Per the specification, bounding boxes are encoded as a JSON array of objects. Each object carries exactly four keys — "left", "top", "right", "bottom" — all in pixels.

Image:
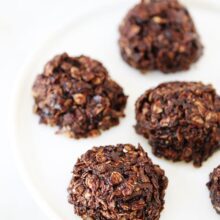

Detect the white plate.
[{"left": 10, "top": 0, "right": 220, "bottom": 219}]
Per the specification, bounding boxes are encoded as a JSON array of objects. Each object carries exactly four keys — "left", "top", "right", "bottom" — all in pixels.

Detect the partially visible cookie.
[
  {"left": 119, "top": 0, "right": 203, "bottom": 73},
  {"left": 32, "top": 53, "right": 127, "bottom": 138},
  {"left": 207, "top": 165, "right": 220, "bottom": 214},
  {"left": 68, "top": 144, "right": 168, "bottom": 220}
]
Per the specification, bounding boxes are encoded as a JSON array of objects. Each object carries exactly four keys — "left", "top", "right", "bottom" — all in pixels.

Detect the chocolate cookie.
[
  {"left": 68, "top": 144, "right": 168, "bottom": 220},
  {"left": 135, "top": 82, "right": 220, "bottom": 166},
  {"left": 119, "top": 0, "right": 203, "bottom": 73},
  {"left": 32, "top": 53, "right": 127, "bottom": 138},
  {"left": 207, "top": 165, "right": 220, "bottom": 214}
]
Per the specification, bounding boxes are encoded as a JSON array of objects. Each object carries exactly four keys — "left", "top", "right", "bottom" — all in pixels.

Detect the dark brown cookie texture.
[
  {"left": 207, "top": 165, "right": 220, "bottom": 214},
  {"left": 135, "top": 82, "right": 220, "bottom": 167},
  {"left": 32, "top": 53, "right": 127, "bottom": 139},
  {"left": 68, "top": 144, "right": 168, "bottom": 220},
  {"left": 119, "top": 0, "right": 203, "bottom": 73}
]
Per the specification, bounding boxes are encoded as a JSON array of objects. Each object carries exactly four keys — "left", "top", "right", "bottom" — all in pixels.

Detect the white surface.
[{"left": 10, "top": 0, "right": 220, "bottom": 220}]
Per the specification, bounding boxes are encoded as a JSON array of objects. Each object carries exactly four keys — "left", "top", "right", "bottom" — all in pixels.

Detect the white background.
[{"left": 1, "top": 0, "right": 106, "bottom": 219}]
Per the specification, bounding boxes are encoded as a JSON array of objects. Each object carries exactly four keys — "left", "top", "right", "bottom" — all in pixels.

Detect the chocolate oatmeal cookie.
[
  {"left": 207, "top": 165, "right": 220, "bottom": 214},
  {"left": 68, "top": 144, "right": 168, "bottom": 219},
  {"left": 32, "top": 53, "right": 127, "bottom": 138},
  {"left": 135, "top": 82, "right": 220, "bottom": 166},
  {"left": 119, "top": 0, "right": 203, "bottom": 73}
]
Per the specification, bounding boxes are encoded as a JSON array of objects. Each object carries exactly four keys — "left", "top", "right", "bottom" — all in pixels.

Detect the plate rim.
[{"left": 9, "top": 0, "right": 220, "bottom": 219}]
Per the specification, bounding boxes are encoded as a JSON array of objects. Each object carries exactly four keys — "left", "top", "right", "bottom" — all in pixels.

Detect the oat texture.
[
  {"left": 68, "top": 144, "right": 168, "bottom": 219},
  {"left": 32, "top": 53, "right": 127, "bottom": 138},
  {"left": 119, "top": 0, "right": 203, "bottom": 73},
  {"left": 207, "top": 165, "right": 220, "bottom": 214},
  {"left": 135, "top": 82, "right": 220, "bottom": 166}
]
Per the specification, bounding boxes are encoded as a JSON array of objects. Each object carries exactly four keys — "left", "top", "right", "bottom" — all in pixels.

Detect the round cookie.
[
  {"left": 68, "top": 144, "right": 168, "bottom": 220},
  {"left": 32, "top": 53, "right": 127, "bottom": 138},
  {"left": 119, "top": 0, "right": 203, "bottom": 73},
  {"left": 135, "top": 81, "right": 220, "bottom": 166}
]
